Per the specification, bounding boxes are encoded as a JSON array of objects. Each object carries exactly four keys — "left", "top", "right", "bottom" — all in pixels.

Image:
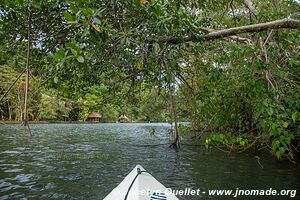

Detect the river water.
[{"left": 0, "top": 123, "right": 299, "bottom": 199}]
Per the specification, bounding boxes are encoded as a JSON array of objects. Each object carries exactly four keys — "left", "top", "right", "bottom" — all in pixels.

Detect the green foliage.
[
  {"left": 193, "top": 31, "right": 300, "bottom": 159},
  {"left": 194, "top": 66, "right": 260, "bottom": 133},
  {"left": 256, "top": 96, "right": 299, "bottom": 159},
  {"left": 178, "top": 124, "right": 192, "bottom": 137},
  {"left": 38, "top": 95, "right": 59, "bottom": 120},
  {"left": 69, "top": 102, "right": 81, "bottom": 121},
  {"left": 205, "top": 133, "right": 249, "bottom": 148},
  {"left": 0, "top": 0, "right": 299, "bottom": 161},
  {"left": 100, "top": 104, "right": 118, "bottom": 122},
  {"left": 134, "top": 88, "right": 170, "bottom": 122},
  {"left": 0, "top": 64, "right": 41, "bottom": 121}
]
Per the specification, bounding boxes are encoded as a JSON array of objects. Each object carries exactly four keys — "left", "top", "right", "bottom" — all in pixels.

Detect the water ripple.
[{"left": 0, "top": 123, "right": 299, "bottom": 200}]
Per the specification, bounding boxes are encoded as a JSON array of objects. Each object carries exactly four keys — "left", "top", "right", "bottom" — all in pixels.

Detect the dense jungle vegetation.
[{"left": 0, "top": 0, "right": 299, "bottom": 161}]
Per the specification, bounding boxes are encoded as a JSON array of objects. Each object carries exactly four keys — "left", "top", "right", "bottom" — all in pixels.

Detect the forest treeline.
[
  {"left": 0, "top": 64, "right": 176, "bottom": 122},
  {"left": 0, "top": 0, "right": 299, "bottom": 161}
]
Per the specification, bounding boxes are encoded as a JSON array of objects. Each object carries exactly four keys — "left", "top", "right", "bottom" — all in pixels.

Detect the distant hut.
[
  {"left": 87, "top": 112, "right": 102, "bottom": 122},
  {"left": 118, "top": 115, "right": 129, "bottom": 123}
]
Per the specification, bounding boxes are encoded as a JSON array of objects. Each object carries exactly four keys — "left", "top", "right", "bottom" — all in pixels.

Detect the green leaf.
[
  {"left": 53, "top": 49, "right": 65, "bottom": 61},
  {"left": 292, "top": 112, "right": 297, "bottom": 123},
  {"left": 77, "top": 56, "right": 84, "bottom": 63},
  {"left": 288, "top": 152, "right": 294, "bottom": 159},
  {"left": 272, "top": 140, "right": 280, "bottom": 151},
  {"left": 283, "top": 121, "right": 289, "bottom": 128},
  {"left": 63, "top": 12, "right": 73, "bottom": 21},
  {"left": 16, "top": 0, "right": 24, "bottom": 5},
  {"left": 70, "top": 5, "right": 79, "bottom": 13},
  {"left": 71, "top": 49, "right": 78, "bottom": 56},
  {"left": 54, "top": 77, "right": 58, "bottom": 84},
  {"left": 275, "top": 151, "right": 282, "bottom": 159},
  {"left": 153, "top": 43, "right": 161, "bottom": 54},
  {"left": 71, "top": 38, "right": 77, "bottom": 45},
  {"left": 266, "top": 107, "right": 274, "bottom": 116},
  {"left": 279, "top": 147, "right": 285, "bottom": 154}
]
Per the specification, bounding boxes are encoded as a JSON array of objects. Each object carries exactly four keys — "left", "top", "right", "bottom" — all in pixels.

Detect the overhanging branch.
[
  {"left": 202, "top": 27, "right": 253, "bottom": 45},
  {"left": 148, "top": 18, "right": 299, "bottom": 44}
]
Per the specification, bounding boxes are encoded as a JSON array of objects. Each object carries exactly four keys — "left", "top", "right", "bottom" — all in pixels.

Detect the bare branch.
[
  {"left": 148, "top": 18, "right": 300, "bottom": 44},
  {"left": 0, "top": 69, "right": 26, "bottom": 102},
  {"left": 243, "top": 0, "right": 258, "bottom": 16},
  {"left": 175, "top": 72, "right": 194, "bottom": 92},
  {"left": 203, "top": 27, "right": 253, "bottom": 45},
  {"left": 263, "top": 30, "right": 273, "bottom": 47}
]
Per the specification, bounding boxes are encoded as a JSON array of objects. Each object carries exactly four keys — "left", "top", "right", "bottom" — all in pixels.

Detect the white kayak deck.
[{"left": 104, "top": 165, "right": 179, "bottom": 200}]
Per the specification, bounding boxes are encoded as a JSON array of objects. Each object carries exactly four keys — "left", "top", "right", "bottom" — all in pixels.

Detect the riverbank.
[
  {"left": 0, "top": 121, "right": 99, "bottom": 124},
  {"left": 0, "top": 121, "right": 174, "bottom": 124}
]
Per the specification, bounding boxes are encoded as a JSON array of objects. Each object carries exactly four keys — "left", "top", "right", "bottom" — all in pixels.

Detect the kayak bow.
[{"left": 104, "top": 165, "right": 179, "bottom": 200}]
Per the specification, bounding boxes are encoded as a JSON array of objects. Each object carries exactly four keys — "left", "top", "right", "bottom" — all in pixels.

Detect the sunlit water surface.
[{"left": 0, "top": 123, "right": 299, "bottom": 199}]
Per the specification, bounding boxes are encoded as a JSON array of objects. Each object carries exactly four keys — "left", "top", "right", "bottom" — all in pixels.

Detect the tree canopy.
[{"left": 0, "top": 0, "right": 300, "bottom": 160}]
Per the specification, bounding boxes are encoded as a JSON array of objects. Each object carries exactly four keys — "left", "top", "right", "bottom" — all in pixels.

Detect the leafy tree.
[{"left": 1, "top": 0, "right": 299, "bottom": 160}]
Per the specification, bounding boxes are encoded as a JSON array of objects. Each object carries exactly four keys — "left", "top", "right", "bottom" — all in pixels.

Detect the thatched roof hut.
[
  {"left": 118, "top": 115, "right": 129, "bottom": 123},
  {"left": 87, "top": 112, "right": 102, "bottom": 122}
]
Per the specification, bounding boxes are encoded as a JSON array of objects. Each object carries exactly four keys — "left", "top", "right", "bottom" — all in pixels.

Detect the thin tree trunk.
[
  {"left": 8, "top": 101, "right": 11, "bottom": 120},
  {"left": 18, "top": 91, "right": 22, "bottom": 121},
  {"left": 22, "top": 5, "right": 32, "bottom": 135},
  {"left": 169, "top": 87, "right": 179, "bottom": 149}
]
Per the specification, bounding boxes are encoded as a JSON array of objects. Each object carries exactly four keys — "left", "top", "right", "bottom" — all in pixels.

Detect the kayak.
[{"left": 104, "top": 165, "right": 179, "bottom": 200}]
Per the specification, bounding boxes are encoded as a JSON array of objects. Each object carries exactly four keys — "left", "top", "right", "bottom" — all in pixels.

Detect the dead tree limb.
[
  {"left": 202, "top": 27, "right": 253, "bottom": 45},
  {"left": 147, "top": 18, "right": 300, "bottom": 44}
]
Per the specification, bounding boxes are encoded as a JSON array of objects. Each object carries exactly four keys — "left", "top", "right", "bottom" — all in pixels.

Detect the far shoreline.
[
  {"left": 1, "top": 121, "right": 93, "bottom": 124},
  {"left": 0, "top": 121, "right": 176, "bottom": 125}
]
